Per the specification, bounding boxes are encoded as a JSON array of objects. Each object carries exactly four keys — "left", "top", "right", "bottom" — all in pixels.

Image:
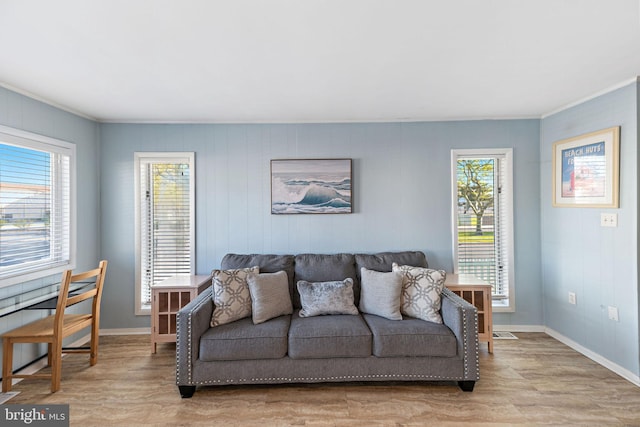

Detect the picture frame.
[
  {"left": 270, "top": 158, "right": 352, "bottom": 214},
  {"left": 552, "top": 126, "right": 620, "bottom": 208}
]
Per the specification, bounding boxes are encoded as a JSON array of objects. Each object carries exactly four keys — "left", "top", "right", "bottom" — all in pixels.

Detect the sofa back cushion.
[
  {"left": 354, "top": 251, "right": 427, "bottom": 306},
  {"left": 220, "top": 251, "right": 429, "bottom": 309},
  {"left": 221, "top": 253, "right": 295, "bottom": 300},
  {"left": 355, "top": 251, "right": 428, "bottom": 274},
  {"left": 293, "top": 253, "right": 356, "bottom": 308}
]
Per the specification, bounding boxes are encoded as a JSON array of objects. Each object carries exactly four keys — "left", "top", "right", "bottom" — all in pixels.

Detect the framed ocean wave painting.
[{"left": 271, "top": 158, "right": 352, "bottom": 214}]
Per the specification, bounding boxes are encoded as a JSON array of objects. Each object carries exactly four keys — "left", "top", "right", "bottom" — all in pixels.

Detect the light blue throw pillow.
[
  {"left": 359, "top": 267, "right": 404, "bottom": 320},
  {"left": 247, "top": 270, "right": 293, "bottom": 324}
]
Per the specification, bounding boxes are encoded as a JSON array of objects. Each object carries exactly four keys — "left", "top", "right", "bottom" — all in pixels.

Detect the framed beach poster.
[
  {"left": 552, "top": 126, "right": 620, "bottom": 208},
  {"left": 271, "top": 158, "right": 352, "bottom": 214}
]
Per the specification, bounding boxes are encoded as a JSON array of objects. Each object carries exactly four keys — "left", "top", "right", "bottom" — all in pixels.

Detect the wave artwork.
[{"left": 271, "top": 159, "right": 352, "bottom": 214}]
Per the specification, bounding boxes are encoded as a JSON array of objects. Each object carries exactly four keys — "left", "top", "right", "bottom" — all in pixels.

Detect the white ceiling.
[{"left": 1, "top": 0, "right": 640, "bottom": 123}]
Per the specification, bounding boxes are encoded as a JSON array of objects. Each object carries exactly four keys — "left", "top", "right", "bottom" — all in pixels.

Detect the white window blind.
[
  {"left": 135, "top": 153, "right": 194, "bottom": 314},
  {"left": 0, "top": 126, "right": 75, "bottom": 287},
  {"left": 494, "top": 157, "right": 510, "bottom": 299},
  {"left": 452, "top": 149, "right": 514, "bottom": 311}
]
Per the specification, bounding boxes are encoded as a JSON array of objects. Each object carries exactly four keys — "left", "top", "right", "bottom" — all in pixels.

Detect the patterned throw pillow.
[
  {"left": 392, "top": 263, "right": 446, "bottom": 324},
  {"left": 210, "top": 266, "right": 259, "bottom": 327},
  {"left": 297, "top": 279, "right": 359, "bottom": 317}
]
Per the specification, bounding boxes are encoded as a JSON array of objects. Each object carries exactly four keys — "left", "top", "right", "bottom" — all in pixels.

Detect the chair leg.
[
  {"left": 90, "top": 322, "right": 99, "bottom": 366},
  {"left": 47, "top": 343, "right": 53, "bottom": 366},
  {"left": 50, "top": 340, "right": 63, "bottom": 393},
  {"left": 2, "top": 338, "right": 13, "bottom": 393}
]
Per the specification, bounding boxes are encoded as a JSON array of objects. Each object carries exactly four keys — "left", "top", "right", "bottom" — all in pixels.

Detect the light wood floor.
[{"left": 3, "top": 333, "right": 640, "bottom": 426}]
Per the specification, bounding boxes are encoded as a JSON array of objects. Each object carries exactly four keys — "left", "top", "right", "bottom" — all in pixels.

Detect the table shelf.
[
  {"left": 445, "top": 274, "right": 494, "bottom": 354},
  {"left": 151, "top": 275, "right": 211, "bottom": 353}
]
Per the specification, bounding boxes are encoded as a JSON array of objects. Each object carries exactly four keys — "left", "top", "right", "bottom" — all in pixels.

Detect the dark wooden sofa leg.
[
  {"left": 458, "top": 381, "right": 475, "bottom": 392},
  {"left": 179, "top": 385, "right": 196, "bottom": 398}
]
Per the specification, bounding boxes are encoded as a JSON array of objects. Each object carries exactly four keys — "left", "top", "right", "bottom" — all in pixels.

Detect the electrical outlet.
[
  {"left": 568, "top": 292, "right": 576, "bottom": 305},
  {"left": 608, "top": 306, "right": 619, "bottom": 321},
  {"left": 601, "top": 213, "right": 618, "bottom": 227}
]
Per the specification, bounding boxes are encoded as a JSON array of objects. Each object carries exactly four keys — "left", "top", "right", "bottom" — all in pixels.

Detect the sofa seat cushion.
[
  {"left": 288, "top": 311, "right": 371, "bottom": 359},
  {"left": 362, "top": 313, "right": 457, "bottom": 358},
  {"left": 200, "top": 315, "right": 290, "bottom": 361}
]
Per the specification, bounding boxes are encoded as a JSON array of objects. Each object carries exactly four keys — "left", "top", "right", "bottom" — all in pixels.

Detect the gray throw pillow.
[
  {"left": 210, "top": 266, "right": 259, "bottom": 327},
  {"left": 359, "top": 267, "right": 404, "bottom": 320},
  {"left": 247, "top": 271, "right": 293, "bottom": 324},
  {"left": 297, "top": 279, "right": 359, "bottom": 317},
  {"left": 392, "top": 263, "right": 446, "bottom": 324}
]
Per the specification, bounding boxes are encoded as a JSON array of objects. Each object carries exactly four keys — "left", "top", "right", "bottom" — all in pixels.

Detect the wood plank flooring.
[{"left": 4, "top": 333, "right": 640, "bottom": 426}]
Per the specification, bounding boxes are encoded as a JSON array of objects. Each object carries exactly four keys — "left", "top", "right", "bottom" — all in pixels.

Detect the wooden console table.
[
  {"left": 445, "top": 273, "right": 493, "bottom": 353},
  {"left": 151, "top": 274, "right": 211, "bottom": 353}
]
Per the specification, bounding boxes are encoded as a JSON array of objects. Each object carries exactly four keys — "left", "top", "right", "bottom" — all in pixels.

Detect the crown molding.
[
  {"left": 542, "top": 77, "right": 639, "bottom": 119},
  {"left": 0, "top": 82, "right": 97, "bottom": 122}
]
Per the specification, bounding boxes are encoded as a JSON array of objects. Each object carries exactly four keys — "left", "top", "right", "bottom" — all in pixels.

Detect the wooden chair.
[{"left": 2, "top": 260, "right": 108, "bottom": 393}]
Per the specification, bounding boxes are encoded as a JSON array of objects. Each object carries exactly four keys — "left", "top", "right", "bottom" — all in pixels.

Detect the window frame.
[
  {"left": 0, "top": 125, "right": 76, "bottom": 288},
  {"left": 134, "top": 152, "right": 195, "bottom": 315},
  {"left": 451, "top": 148, "right": 515, "bottom": 312}
]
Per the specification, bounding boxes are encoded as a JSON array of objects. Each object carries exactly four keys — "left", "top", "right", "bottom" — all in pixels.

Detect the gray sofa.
[{"left": 176, "top": 251, "right": 479, "bottom": 398}]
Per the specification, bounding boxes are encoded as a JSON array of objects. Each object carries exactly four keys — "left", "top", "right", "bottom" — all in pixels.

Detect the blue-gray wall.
[
  {"left": 99, "top": 120, "right": 542, "bottom": 329},
  {"left": 0, "top": 87, "right": 101, "bottom": 371},
  {"left": 2, "top": 79, "right": 638, "bottom": 379},
  {"left": 540, "top": 80, "right": 639, "bottom": 375}
]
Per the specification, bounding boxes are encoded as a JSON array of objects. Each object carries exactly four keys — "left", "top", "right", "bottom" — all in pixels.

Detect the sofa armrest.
[
  {"left": 176, "top": 287, "right": 213, "bottom": 386},
  {"left": 441, "top": 288, "right": 479, "bottom": 381}
]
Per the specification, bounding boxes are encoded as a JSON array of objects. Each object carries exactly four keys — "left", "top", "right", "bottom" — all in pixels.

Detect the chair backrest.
[{"left": 53, "top": 260, "right": 108, "bottom": 335}]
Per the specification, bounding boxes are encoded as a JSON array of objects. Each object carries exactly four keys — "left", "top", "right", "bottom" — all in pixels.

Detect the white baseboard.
[
  {"left": 493, "top": 324, "right": 545, "bottom": 332},
  {"left": 494, "top": 324, "right": 640, "bottom": 388},
  {"left": 544, "top": 327, "right": 640, "bottom": 388},
  {"left": 493, "top": 325, "right": 545, "bottom": 332}
]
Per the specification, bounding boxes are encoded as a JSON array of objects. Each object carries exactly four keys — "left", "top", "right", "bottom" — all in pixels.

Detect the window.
[
  {"left": 135, "top": 153, "right": 195, "bottom": 314},
  {"left": 451, "top": 149, "right": 514, "bottom": 311},
  {"left": 0, "top": 125, "right": 75, "bottom": 288}
]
